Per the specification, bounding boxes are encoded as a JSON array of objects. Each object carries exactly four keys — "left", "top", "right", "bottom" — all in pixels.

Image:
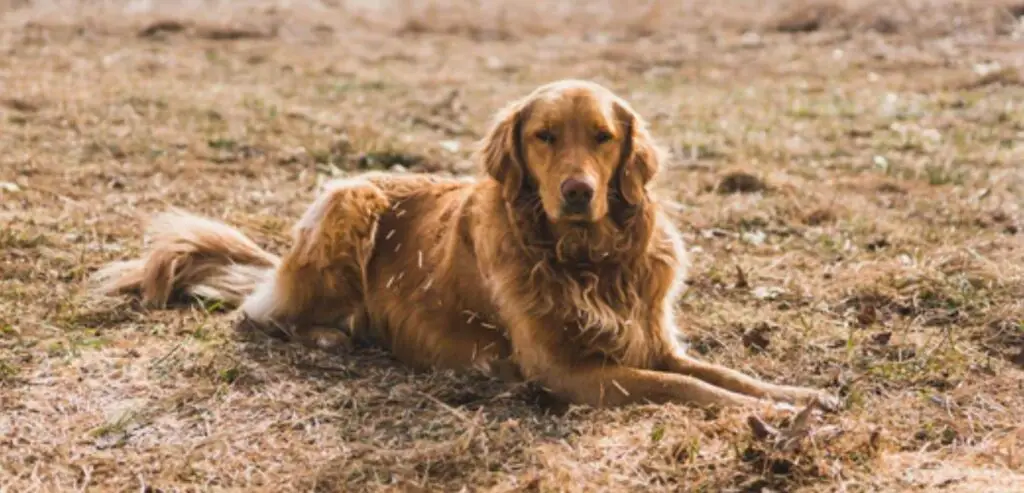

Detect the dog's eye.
[
  {"left": 535, "top": 130, "right": 556, "bottom": 144},
  {"left": 595, "top": 130, "right": 614, "bottom": 144}
]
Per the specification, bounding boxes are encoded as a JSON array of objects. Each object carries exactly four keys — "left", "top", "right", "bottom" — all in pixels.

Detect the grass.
[{"left": 1, "top": 0, "right": 1024, "bottom": 491}]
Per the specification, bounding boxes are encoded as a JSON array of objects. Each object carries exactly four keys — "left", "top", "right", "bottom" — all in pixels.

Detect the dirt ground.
[{"left": 1, "top": 0, "right": 1023, "bottom": 491}]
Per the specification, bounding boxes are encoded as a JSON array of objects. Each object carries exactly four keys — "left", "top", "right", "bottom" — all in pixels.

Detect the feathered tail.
[{"left": 92, "top": 211, "right": 279, "bottom": 308}]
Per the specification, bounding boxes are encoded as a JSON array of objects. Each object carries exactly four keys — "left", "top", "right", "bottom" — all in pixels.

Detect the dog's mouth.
[
  {"left": 559, "top": 211, "right": 591, "bottom": 222},
  {"left": 553, "top": 211, "right": 600, "bottom": 227},
  {"left": 557, "top": 201, "right": 596, "bottom": 221}
]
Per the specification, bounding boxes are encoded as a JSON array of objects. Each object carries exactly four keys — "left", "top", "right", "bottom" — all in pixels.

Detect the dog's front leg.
[
  {"left": 527, "top": 362, "right": 775, "bottom": 409},
  {"left": 504, "top": 317, "right": 771, "bottom": 409},
  {"left": 659, "top": 352, "right": 841, "bottom": 411}
]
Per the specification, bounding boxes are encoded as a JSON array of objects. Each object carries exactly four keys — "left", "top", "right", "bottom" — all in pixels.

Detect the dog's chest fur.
[
  {"left": 525, "top": 260, "right": 660, "bottom": 365},
  {"left": 480, "top": 212, "right": 674, "bottom": 368}
]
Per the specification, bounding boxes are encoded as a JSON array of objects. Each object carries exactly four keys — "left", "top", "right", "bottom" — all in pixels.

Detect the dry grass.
[{"left": 2, "top": 0, "right": 1024, "bottom": 491}]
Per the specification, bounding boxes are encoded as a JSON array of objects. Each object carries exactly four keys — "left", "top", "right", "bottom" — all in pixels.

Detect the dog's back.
[{"left": 351, "top": 174, "right": 514, "bottom": 370}]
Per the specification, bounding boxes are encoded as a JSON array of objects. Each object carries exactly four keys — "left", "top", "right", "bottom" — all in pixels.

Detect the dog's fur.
[{"left": 94, "top": 80, "right": 838, "bottom": 410}]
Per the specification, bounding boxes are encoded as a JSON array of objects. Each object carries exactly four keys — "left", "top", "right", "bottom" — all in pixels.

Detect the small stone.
[
  {"left": 973, "top": 61, "right": 1002, "bottom": 77},
  {"left": 742, "top": 230, "right": 766, "bottom": 246},
  {"left": 485, "top": 56, "right": 504, "bottom": 70},
  {"left": 439, "top": 140, "right": 460, "bottom": 153},
  {"left": 740, "top": 31, "right": 762, "bottom": 47},
  {"left": 752, "top": 286, "right": 785, "bottom": 300}
]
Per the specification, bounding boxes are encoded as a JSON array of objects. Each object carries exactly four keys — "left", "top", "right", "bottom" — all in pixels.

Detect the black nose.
[{"left": 560, "top": 177, "right": 595, "bottom": 208}]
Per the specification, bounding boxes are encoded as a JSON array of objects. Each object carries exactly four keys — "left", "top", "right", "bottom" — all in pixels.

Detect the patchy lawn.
[{"left": 1, "top": 0, "right": 1023, "bottom": 491}]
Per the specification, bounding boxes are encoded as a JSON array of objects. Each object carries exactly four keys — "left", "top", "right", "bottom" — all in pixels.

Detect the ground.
[{"left": 1, "top": 0, "right": 1023, "bottom": 491}]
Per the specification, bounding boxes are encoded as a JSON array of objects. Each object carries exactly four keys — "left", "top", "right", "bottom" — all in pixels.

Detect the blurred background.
[{"left": 1, "top": 1, "right": 1022, "bottom": 492}]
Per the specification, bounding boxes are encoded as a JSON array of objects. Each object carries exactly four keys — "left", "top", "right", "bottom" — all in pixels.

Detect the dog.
[{"left": 94, "top": 79, "right": 839, "bottom": 411}]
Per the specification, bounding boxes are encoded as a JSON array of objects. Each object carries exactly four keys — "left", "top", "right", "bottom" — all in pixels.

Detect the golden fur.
[{"left": 94, "top": 80, "right": 839, "bottom": 410}]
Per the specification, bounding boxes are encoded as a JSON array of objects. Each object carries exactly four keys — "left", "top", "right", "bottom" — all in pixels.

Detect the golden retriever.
[{"left": 94, "top": 79, "right": 839, "bottom": 411}]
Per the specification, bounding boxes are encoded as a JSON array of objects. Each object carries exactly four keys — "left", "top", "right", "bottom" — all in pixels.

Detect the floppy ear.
[
  {"left": 614, "top": 100, "right": 662, "bottom": 206},
  {"left": 479, "top": 98, "right": 531, "bottom": 202}
]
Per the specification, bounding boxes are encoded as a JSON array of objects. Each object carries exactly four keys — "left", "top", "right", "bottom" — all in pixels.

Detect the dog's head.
[{"left": 479, "top": 80, "right": 662, "bottom": 225}]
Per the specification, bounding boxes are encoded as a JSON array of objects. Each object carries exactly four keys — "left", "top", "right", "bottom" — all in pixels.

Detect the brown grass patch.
[
  {"left": 2, "top": 0, "right": 1024, "bottom": 491},
  {"left": 137, "top": 19, "right": 188, "bottom": 37},
  {"left": 768, "top": 0, "right": 1024, "bottom": 35},
  {"left": 716, "top": 169, "right": 769, "bottom": 194},
  {"left": 772, "top": 0, "right": 848, "bottom": 33}
]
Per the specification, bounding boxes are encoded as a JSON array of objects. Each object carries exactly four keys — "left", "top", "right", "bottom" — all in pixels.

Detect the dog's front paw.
[
  {"left": 234, "top": 312, "right": 291, "bottom": 340},
  {"left": 811, "top": 391, "right": 843, "bottom": 413},
  {"left": 776, "top": 387, "right": 843, "bottom": 413},
  {"left": 795, "top": 389, "right": 843, "bottom": 413},
  {"left": 296, "top": 325, "right": 353, "bottom": 354}
]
